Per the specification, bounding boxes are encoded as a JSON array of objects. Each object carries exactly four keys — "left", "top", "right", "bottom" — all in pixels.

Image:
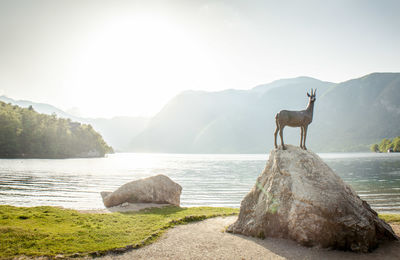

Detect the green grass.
[
  {"left": 380, "top": 213, "right": 400, "bottom": 224},
  {"left": 0, "top": 205, "right": 238, "bottom": 258}
]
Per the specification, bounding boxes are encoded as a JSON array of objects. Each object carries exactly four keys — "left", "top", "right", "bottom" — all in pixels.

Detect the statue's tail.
[{"left": 275, "top": 113, "right": 279, "bottom": 121}]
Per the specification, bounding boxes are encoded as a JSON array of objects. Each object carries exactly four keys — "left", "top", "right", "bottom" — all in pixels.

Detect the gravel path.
[{"left": 99, "top": 216, "right": 400, "bottom": 260}]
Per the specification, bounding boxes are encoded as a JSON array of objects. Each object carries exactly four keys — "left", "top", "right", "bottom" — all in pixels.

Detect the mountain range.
[
  {"left": 130, "top": 72, "right": 400, "bottom": 152},
  {"left": 2, "top": 72, "right": 400, "bottom": 152}
]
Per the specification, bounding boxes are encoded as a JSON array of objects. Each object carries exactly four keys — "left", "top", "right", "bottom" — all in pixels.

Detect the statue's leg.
[
  {"left": 303, "top": 126, "right": 308, "bottom": 150},
  {"left": 300, "top": 127, "right": 304, "bottom": 149},
  {"left": 274, "top": 121, "right": 279, "bottom": 149},
  {"left": 279, "top": 126, "right": 285, "bottom": 150}
]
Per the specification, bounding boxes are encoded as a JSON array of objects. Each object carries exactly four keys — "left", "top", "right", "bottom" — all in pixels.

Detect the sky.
[{"left": 0, "top": 0, "right": 399, "bottom": 118}]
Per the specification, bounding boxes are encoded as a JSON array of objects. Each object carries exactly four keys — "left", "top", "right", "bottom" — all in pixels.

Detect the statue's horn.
[
  {"left": 314, "top": 88, "right": 317, "bottom": 96},
  {"left": 311, "top": 88, "right": 313, "bottom": 95}
]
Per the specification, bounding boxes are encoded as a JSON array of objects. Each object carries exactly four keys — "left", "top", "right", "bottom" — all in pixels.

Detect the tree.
[
  {"left": 379, "top": 138, "right": 393, "bottom": 153},
  {"left": 393, "top": 137, "right": 400, "bottom": 152},
  {"left": 370, "top": 144, "right": 379, "bottom": 153}
]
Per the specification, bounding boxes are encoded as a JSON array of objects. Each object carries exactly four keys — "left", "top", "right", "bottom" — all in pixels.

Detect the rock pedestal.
[
  {"left": 227, "top": 145, "right": 398, "bottom": 252},
  {"left": 101, "top": 174, "right": 182, "bottom": 208}
]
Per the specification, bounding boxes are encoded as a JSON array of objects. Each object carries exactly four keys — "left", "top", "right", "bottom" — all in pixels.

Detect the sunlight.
[{"left": 69, "top": 13, "right": 209, "bottom": 117}]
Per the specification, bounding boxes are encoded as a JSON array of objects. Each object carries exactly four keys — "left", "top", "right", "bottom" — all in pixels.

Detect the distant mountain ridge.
[
  {"left": 3, "top": 72, "right": 400, "bottom": 153},
  {"left": 0, "top": 96, "right": 75, "bottom": 120},
  {"left": 129, "top": 76, "right": 334, "bottom": 153},
  {"left": 251, "top": 76, "right": 332, "bottom": 95},
  {"left": 129, "top": 72, "right": 400, "bottom": 152}
]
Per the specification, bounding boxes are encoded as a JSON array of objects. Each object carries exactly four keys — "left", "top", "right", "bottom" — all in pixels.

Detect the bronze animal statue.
[{"left": 274, "top": 89, "right": 316, "bottom": 150}]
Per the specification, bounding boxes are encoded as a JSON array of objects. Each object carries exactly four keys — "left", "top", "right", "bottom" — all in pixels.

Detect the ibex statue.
[{"left": 274, "top": 89, "right": 316, "bottom": 150}]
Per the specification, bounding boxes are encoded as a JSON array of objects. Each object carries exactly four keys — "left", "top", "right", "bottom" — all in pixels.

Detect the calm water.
[{"left": 1, "top": 153, "right": 400, "bottom": 213}]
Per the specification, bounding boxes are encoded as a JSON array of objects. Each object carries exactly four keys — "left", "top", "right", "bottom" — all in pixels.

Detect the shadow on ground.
[{"left": 229, "top": 226, "right": 400, "bottom": 260}]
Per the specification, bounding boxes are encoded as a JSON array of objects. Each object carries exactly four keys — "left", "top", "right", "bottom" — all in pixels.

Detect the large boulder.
[
  {"left": 101, "top": 174, "right": 182, "bottom": 208},
  {"left": 227, "top": 145, "right": 398, "bottom": 252}
]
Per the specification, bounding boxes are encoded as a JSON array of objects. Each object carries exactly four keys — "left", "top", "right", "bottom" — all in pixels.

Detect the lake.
[{"left": 1, "top": 152, "right": 400, "bottom": 213}]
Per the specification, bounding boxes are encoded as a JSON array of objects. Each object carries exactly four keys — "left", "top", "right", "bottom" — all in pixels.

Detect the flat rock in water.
[
  {"left": 101, "top": 174, "right": 182, "bottom": 208},
  {"left": 227, "top": 145, "right": 398, "bottom": 252}
]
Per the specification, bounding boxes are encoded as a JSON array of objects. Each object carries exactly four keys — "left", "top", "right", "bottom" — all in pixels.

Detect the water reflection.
[{"left": 0, "top": 153, "right": 400, "bottom": 213}]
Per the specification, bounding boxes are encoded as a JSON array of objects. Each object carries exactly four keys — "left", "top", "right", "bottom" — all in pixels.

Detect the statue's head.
[{"left": 307, "top": 88, "right": 316, "bottom": 102}]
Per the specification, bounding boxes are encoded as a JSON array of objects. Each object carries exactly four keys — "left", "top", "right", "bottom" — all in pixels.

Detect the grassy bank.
[
  {"left": 379, "top": 213, "right": 400, "bottom": 224},
  {"left": 1, "top": 205, "right": 398, "bottom": 259},
  {"left": 0, "top": 205, "right": 238, "bottom": 258}
]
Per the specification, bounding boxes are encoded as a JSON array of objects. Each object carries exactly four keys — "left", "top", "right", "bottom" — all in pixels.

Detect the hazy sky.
[{"left": 1, "top": 0, "right": 399, "bottom": 118}]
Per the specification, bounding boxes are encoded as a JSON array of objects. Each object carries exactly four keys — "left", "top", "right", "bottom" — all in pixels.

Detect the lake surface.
[{"left": 1, "top": 152, "right": 400, "bottom": 213}]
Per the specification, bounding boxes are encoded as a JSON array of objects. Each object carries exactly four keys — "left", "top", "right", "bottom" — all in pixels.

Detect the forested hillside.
[
  {"left": 0, "top": 102, "right": 113, "bottom": 158},
  {"left": 371, "top": 137, "right": 400, "bottom": 153},
  {"left": 0, "top": 96, "right": 150, "bottom": 151}
]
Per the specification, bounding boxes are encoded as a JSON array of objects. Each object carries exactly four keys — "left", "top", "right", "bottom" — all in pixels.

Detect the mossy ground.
[{"left": 0, "top": 205, "right": 238, "bottom": 258}]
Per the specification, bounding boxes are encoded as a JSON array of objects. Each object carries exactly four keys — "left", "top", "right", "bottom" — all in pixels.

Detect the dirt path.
[{"left": 99, "top": 216, "right": 400, "bottom": 260}]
